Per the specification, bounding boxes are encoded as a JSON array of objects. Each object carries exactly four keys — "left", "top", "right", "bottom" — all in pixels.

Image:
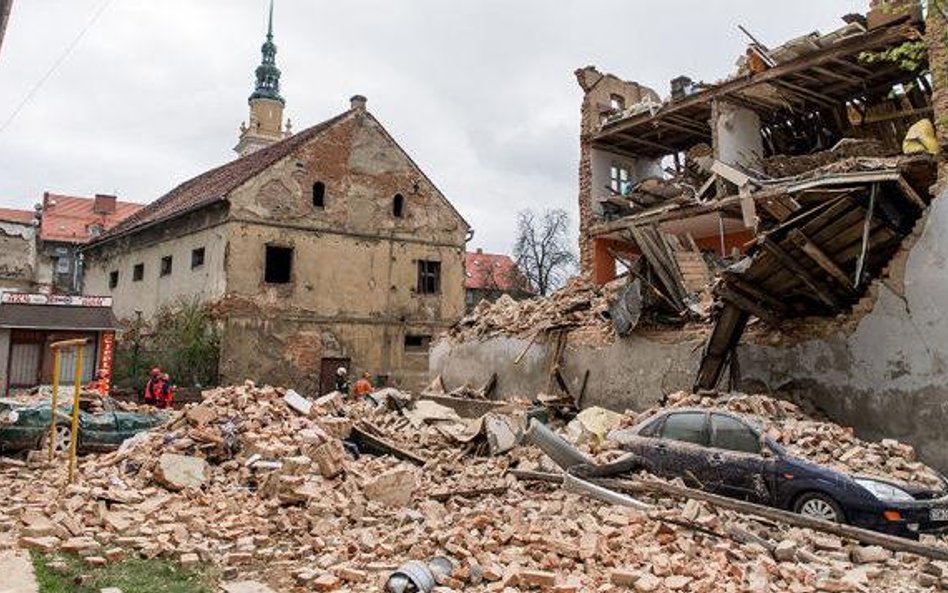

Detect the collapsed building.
[
  {"left": 81, "top": 11, "right": 469, "bottom": 394},
  {"left": 432, "top": 2, "right": 948, "bottom": 473}
]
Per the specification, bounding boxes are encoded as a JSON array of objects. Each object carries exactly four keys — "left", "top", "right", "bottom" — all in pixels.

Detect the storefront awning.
[{"left": 0, "top": 304, "right": 119, "bottom": 331}]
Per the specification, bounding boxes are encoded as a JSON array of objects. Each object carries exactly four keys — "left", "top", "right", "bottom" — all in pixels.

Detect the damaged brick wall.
[{"left": 575, "top": 67, "right": 660, "bottom": 274}]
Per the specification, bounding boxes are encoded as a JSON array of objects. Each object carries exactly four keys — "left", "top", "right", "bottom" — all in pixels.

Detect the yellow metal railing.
[{"left": 47, "top": 338, "right": 88, "bottom": 483}]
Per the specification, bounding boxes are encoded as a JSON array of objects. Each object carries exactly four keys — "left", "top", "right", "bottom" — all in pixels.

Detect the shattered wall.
[{"left": 0, "top": 220, "right": 36, "bottom": 293}]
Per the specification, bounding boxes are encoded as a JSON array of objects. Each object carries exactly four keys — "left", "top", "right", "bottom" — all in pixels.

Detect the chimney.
[
  {"left": 476, "top": 248, "right": 483, "bottom": 254},
  {"left": 93, "top": 194, "right": 117, "bottom": 214},
  {"left": 350, "top": 95, "right": 367, "bottom": 110}
]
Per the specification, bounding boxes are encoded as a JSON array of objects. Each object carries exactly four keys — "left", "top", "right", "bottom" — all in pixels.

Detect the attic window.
[
  {"left": 312, "top": 182, "right": 325, "bottom": 209},
  {"left": 191, "top": 247, "right": 205, "bottom": 269},
  {"left": 108, "top": 270, "right": 119, "bottom": 289},
  {"left": 393, "top": 194, "right": 404, "bottom": 218},
  {"left": 132, "top": 263, "right": 144, "bottom": 282},
  {"left": 265, "top": 245, "right": 293, "bottom": 284},
  {"left": 160, "top": 255, "right": 173, "bottom": 277}
]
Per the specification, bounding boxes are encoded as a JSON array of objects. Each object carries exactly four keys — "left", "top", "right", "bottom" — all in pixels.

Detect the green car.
[{"left": 0, "top": 397, "right": 168, "bottom": 454}]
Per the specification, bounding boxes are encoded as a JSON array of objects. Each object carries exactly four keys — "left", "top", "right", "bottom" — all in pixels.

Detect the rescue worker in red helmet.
[{"left": 143, "top": 368, "right": 161, "bottom": 405}]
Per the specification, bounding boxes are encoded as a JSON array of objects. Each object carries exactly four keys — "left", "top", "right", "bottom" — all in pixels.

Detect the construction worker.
[
  {"left": 334, "top": 367, "right": 350, "bottom": 396},
  {"left": 143, "top": 368, "right": 161, "bottom": 405},
  {"left": 85, "top": 369, "right": 109, "bottom": 396},
  {"left": 156, "top": 372, "right": 175, "bottom": 409},
  {"left": 353, "top": 371, "right": 374, "bottom": 400}
]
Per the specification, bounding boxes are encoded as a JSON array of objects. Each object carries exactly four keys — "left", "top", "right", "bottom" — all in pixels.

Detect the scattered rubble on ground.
[{"left": 1, "top": 382, "right": 947, "bottom": 592}]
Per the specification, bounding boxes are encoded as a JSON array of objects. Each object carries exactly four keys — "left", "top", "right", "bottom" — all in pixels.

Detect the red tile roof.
[
  {"left": 465, "top": 250, "right": 531, "bottom": 292},
  {"left": 95, "top": 110, "right": 355, "bottom": 243},
  {"left": 40, "top": 193, "right": 143, "bottom": 244},
  {"left": 0, "top": 207, "right": 35, "bottom": 225}
]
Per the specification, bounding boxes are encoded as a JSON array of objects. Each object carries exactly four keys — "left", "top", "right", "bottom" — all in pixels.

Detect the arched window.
[
  {"left": 312, "top": 182, "right": 325, "bottom": 208},
  {"left": 393, "top": 193, "right": 404, "bottom": 218}
]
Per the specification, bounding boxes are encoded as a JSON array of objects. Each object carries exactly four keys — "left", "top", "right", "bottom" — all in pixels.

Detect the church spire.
[
  {"left": 250, "top": 0, "right": 283, "bottom": 104},
  {"left": 235, "top": 0, "right": 290, "bottom": 157}
]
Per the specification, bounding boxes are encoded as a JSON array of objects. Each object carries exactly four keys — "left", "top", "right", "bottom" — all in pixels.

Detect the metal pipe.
[
  {"left": 563, "top": 472, "right": 652, "bottom": 510},
  {"left": 523, "top": 418, "right": 592, "bottom": 470}
]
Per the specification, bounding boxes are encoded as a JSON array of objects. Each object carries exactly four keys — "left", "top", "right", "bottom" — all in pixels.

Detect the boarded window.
[
  {"left": 160, "top": 255, "right": 173, "bottom": 277},
  {"left": 660, "top": 412, "right": 708, "bottom": 446},
  {"left": 108, "top": 270, "right": 119, "bottom": 289},
  {"left": 265, "top": 245, "right": 293, "bottom": 284},
  {"left": 416, "top": 260, "right": 441, "bottom": 294},
  {"left": 312, "top": 182, "right": 325, "bottom": 208},
  {"left": 191, "top": 247, "right": 205, "bottom": 269},
  {"left": 710, "top": 413, "right": 760, "bottom": 454},
  {"left": 132, "top": 263, "right": 144, "bottom": 282},
  {"left": 393, "top": 194, "right": 404, "bottom": 218},
  {"left": 404, "top": 335, "right": 431, "bottom": 351}
]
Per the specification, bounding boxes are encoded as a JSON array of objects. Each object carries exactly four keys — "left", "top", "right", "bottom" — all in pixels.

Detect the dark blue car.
[{"left": 608, "top": 408, "right": 948, "bottom": 538}]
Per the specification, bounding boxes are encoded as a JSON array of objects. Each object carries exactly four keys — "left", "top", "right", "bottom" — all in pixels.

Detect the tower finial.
[{"left": 267, "top": 0, "right": 274, "bottom": 41}]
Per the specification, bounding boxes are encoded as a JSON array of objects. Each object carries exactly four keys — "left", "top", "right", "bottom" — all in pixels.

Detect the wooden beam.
[
  {"left": 614, "top": 133, "right": 679, "bottom": 155},
  {"left": 722, "top": 273, "right": 788, "bottom": 314},
  {"left": 788, "top": 229, "right": 855, "bottom": 292},
  {"left": 759, "top": 237, "right": 844, "bottom": 309},
  {"left": 651, "top": 118, "right": 713, "bottom": 140},
  {"left": 718, "top": 286, "right": 781, "bottom": 326},
  {"left": 897, "top": 176, "right": 927, "bottom": 208},
  {"left": 770, "top": 79, "right": 838, "bottom": 108}
]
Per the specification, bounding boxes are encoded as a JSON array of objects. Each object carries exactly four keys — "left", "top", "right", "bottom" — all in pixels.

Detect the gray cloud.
[{"left": 0, "top": 0, "right": 856, "bottom": 254}]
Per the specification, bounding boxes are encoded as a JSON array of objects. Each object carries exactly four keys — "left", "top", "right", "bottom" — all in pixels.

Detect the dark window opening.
[
  {"left": 108, "top": 271, "right": 119, "bottom": 289},
  {"left": 312, "top": 182, "right": 325, "bottom": 208},
  {"left": 191, "top": 247, "right": 205, "bottom": 269},
  {"left": 416, "top": 260, "right": 441, "bottom": 294},
  {"left": 132, "top": 263, "right": 144, "bottom": 282},
  {"left": 404, "top": 335, "right": 431, "bottom": 351},
  {"left": 393, "top": 193, "right": 404, "bottom": 218},
  {"left": 609, "top": 94, "right": 626, "bottom": 112},
  {"left": 265, "top": 245, "right": 293, "bottom": 284},
  {"left": 160, "top": 255, "right": 173, "bottom": 277},
  {"left": 660, "top": 412, "right": 708, "bottom": 446}
]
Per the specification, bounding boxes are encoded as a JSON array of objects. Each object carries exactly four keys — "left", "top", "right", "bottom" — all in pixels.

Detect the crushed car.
[
  {"left": 0, "top": 397, "right": 168, "bottom": 455},
  {"left": 608, "top": 408, "right": 948, "bottom": 539}
]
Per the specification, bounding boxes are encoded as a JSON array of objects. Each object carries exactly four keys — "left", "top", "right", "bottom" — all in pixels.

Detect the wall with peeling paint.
[{"left": 0, "top": 220, "right": 36, "bottom": 293}]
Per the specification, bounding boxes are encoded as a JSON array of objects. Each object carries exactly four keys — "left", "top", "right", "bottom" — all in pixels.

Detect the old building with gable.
[{"left": 81, "top": 8, "right": 470, "bottom": 393}]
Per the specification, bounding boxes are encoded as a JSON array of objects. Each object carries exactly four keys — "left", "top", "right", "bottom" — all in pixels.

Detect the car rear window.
[
  {"left": 660, "top": 412, "right": 707, "bottom": 446},
  {"left": 711, "top": 413, "right": 760, "bottom": 454}
]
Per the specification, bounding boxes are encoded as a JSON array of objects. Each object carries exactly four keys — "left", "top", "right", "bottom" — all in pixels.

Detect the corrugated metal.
[
  {"left": 9, "top": 343, "right": 41, "bottom": 386},
  {"left": 57, "top": 340, "right": 95, "bottom": 384}
]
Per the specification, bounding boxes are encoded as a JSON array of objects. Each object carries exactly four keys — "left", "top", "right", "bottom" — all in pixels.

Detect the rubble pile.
[
  {"left": 1, "top": 383, "right": 947, "bottom": 592},
  {"left": 760, "top": 138, "right": 891, "bottom": 178},
  {"left": 654, "top": 391, "right": 945, "bottom": 488},
  {"left": 451, "top": 276, "right": 623, "bottom": 343}
]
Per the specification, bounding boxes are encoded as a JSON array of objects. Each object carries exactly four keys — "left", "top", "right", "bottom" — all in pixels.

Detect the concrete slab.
[
  {"left": 0, "top": 550, "right": 39, "bottom": 593},
  {"left": 220, "top": 581, "right": 279, "bottom": 593}
]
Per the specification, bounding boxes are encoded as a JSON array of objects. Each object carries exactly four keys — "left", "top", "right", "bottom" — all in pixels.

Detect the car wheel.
[{"left": 794, "top": 492, "right": 844, "bottom": 523}]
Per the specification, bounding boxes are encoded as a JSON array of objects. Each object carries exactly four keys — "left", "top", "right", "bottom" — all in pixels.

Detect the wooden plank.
[
  {"left": 897, "top": 176, "right": 927, "bottom": 208},
  {"left": 788, "top": 230, "right": 855, "bottom": 291},
  {"left": 719, "top": 286, "right": 781, "bottom": 325},
  {"left": 694, "top": 305, "right": 750, "bottom": 391},
  {"left": 628, "top": 226, "right": 687, "bottom": 310},
  {"left": 722, "top": 273, "right": 788, "bottom": 314},
  {"left": 760, "top": 237, "right": 843, "bottom": 309}
]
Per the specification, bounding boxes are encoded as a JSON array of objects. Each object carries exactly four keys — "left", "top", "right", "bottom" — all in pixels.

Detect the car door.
[
  {"left": 650, "top": 411, "right": 714, "bottom": 489},
  {"left": 706, "top": 413, "right": 773, "bottom": 504}
]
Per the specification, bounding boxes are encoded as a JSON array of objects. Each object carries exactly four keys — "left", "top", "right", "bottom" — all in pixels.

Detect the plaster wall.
[
  {"left": 590, "top": 147, "right": 662, "bottom": 210},
  {"left": 82, "top": 215, "right": 229, "bottom": 320},
  {"left": 714, "top": 101, "right": 764, "bottom": 169},
  {"left": 0, "top": 221, "right": 36, "bottom": 293}
]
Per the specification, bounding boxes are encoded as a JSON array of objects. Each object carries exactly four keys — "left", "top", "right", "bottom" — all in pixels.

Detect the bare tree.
[{"left": 513, "top": 208, "right": 577, "bottom": 296}]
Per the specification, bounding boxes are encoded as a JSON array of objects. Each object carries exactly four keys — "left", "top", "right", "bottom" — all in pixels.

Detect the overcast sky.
[{"left": 0, "top": 0, "right": 862, "bottom": 253}]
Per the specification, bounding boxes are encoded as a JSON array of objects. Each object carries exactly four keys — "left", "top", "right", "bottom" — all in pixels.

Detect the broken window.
[
  {"left": 108, "top": 270, "right": 119, "bottom": 289},
  {"left": 404, "top": 335, "right": 431, "bottom": 352},
  {"left": 312, "top": 182, "right": 325, "bottom": 208},
  {"left": 609, "top": 94, "right": 625, "bottom": 112},
  {"left": 265, "top": 245, "right": 293, "bottom": 284},
  {"left": 660, "top": 412, "right": 708, "bottom": 446},
  {"left": 393, "top": 193, "right": 404, "bottom": 218},
  {"left": 160, "top": 255, "right": 173, "bottom": 277},
  {"left": 191, "top": 247, "right": 205, "bottom": 269},
  {"left": 132, "top": 263, "right": 144, "bottom": 282},
  {"left": 610, "top": 164, "right": 631, "bottom": 195},
  {"left": 710, "top": 413, "right": 760, "bottom": 455},
  {"left": 416, "top": 260, "right": 441, "bottom": 295}
]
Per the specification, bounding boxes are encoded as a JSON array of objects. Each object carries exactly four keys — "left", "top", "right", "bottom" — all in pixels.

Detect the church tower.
[{"left": 234, "top": 1, "right": 291, "bottom": 157}]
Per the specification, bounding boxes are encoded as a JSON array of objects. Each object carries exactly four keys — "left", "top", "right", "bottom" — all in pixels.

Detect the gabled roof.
[
  {"left": 40, "top": 194, "right": 142, "bottom": 244},
  {"left": 94, "top": 110, "right": 355, "bottom": 244},
  {"left": 0, "top": 207, "right": 34, "bottom": 225},
  {"left": 465, "top": 250, "right": 530, "bottom": 292}
]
